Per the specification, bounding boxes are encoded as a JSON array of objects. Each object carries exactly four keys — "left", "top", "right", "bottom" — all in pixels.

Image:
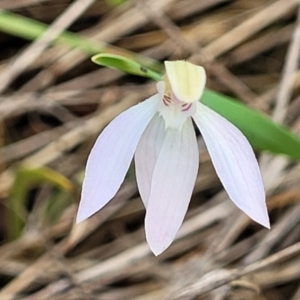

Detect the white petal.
[
  {"left": 193, "top": 102, "right": 269, "bottom": 228},
  {"left": 145, "top": 119, "right": 199, "bottom": 255},
  {"left": 135, "top": 114, "right": 166, "bottom": 207},
  {"left": 77, "top": 95, "right": 159, "bottom": 223}
]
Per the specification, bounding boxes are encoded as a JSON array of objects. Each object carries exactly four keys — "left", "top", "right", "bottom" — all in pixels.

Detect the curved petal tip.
[{"left": 145, "top": 226, "right": 173, "bottom": 256}]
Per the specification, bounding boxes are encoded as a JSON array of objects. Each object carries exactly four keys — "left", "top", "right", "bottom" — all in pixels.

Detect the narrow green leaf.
[
  {"left": 43, "top": 190, "right": 73, "bottom": 224},
  {"left": 0, "top": 10, "right": 163, "bottom": 73},
  {"left": 92, "top": 54, "right": 163, "bottom": 81},
  {"left": 8, "top": 165, "right": 73, "bottom": 240},
  {"left": 201, "top": 90, "right": 300, "bottom": 160}
]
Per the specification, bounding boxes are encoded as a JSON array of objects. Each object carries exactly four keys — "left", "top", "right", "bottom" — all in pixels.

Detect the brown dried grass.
[{"left": 0, "top": 0, "right": 299, "bottom": 299}]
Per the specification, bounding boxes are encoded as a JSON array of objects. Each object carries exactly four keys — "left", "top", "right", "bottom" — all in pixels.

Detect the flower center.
[
  {"left": 158, "top": 93, "right": 196, "bottom": 130},
  {"left": 163, "top": 95, "right": 193, "bottom": 112}
]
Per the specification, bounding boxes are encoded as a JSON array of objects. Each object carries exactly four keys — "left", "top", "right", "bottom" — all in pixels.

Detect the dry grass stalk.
[{"left": 0, "top": 0, "right": 299, "bottom": 299}]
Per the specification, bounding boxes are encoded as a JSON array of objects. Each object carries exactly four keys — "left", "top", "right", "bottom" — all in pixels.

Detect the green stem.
[{"left": 0, "top": 9, "right": 163, "bottom": 73}]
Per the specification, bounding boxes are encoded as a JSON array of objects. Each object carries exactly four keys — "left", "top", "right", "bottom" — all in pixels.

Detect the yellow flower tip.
[{"left": 164, "top": 60, "right": 206, "bottom": 103}]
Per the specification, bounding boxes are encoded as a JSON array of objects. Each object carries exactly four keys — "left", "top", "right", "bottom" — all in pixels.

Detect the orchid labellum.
[{"left": 77, "top": 61, "right": 269, "bottom": 256}]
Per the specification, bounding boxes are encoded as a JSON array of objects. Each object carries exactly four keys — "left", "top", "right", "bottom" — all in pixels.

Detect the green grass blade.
[
  {"left": 0, "top": 9, "right": 163, "bottom": 73},
  {"left": 8, "top": 165, "right": 72, "bottom": 240}
]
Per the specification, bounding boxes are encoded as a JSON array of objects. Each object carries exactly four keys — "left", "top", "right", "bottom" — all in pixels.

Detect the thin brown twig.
[
  {"left": 0, "top": 0, "right": 96, "bottom": 94},
  {"left": 272, "top": 4, "right": 300, "bottom": 123},
  {"left": 169, "top": 241, "right": 300, "bottom": 299}
]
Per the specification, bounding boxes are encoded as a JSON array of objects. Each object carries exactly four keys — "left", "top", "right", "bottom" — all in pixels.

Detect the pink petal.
[
  {"left": 135, "top": 114, "right": 166, "bottom": 207},
  {"left": 77, "top": 95, "right": 159, "bottom": 223},
  {"left": 193, "top": 102, "right": 269, "bottom": 228},
  {"left": 145, "top": 119, "right": 199, "bottom": 255}
]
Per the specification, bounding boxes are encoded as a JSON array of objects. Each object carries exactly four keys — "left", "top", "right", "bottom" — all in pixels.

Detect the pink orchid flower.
[{"left": 77, "top": 61, "right": 270, "bottom": 255}]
